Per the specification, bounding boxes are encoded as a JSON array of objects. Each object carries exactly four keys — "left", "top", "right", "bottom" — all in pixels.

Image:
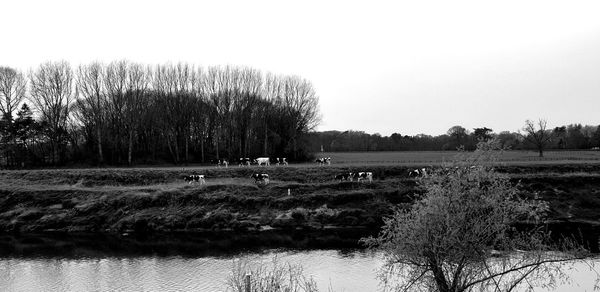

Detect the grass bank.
[{"left": 1, "top": 164, "right": 600, "bottom": 236}]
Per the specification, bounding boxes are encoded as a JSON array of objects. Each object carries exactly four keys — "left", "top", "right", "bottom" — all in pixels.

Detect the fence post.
[{"left": 245, "top": 272, "right": 251, "bottom": 292}]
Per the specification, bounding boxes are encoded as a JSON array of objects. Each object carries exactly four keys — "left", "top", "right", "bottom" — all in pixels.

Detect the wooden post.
[{"left": 245, "top": 272, "right": 251, "bottom": 292}]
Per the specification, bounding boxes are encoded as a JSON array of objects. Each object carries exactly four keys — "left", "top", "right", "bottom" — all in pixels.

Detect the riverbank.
[{"left": 1, "top": 164, "right": 600, "bottom": 243}]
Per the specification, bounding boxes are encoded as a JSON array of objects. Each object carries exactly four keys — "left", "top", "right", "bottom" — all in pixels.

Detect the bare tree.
[
  {"left": 75, "top": 62, "right": 106, "bottom": 164},
  {"left": 523, "top": 119, "right": 553, "bottom": 157},
  {"left": 104, "top": 60, "right": 129, "bottom": 163},
  {"left": 124, "top": 62, "right": 150, "bottom": 165},
  {"left": 0, "top": 67, "right": 27, "bottom": 121},
  {"left": 363, "top": 141, "right": 592, "bottom": 292},
  {"left": 0, "top": 67, "right": 28, "bottom": 167},
  {"left": 29, "top": 61, "right": 75, "bottom": 164},
  {"left": 276, "top": 75, "right": 321, "bottom": 158}
]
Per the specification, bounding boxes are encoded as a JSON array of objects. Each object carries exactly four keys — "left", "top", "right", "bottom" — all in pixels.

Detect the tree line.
[
  {"left": 306, "top": 122, "right": 600, "bottom": 153},
  {"left": 0, "top": 61, "right": 321, "bottom": 167}
]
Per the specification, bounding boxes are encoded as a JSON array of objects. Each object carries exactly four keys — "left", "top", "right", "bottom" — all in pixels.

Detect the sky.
[{"left": 2, "top": 0, "right": 600, "bottom": 136}]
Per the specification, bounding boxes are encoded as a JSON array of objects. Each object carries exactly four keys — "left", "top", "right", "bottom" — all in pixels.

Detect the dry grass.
[
  {"left": 2, "top": 162, "right": 600, "bottom": 235},
  {"left": 318, "top": 150, "right": 600, "bottom": 164}
]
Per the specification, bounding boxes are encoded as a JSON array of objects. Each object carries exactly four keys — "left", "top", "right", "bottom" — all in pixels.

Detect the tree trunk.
[
  {"left": 538, "top": 148, "right": 543, "bottom": 157},
  {"left": 166, "top": 135, "right": 177, "bottom": 164},
  {"left": 200, "top": 132, "right": 205, "bottom": 162},
  {"left": 174, "top": 135, "right": 180, "bottom": 164},
  {"left": 127, "top": 130, "right": 133, "bottom": 166},
  {"left": 215, "top": 129, "right": 220, "bottom": 160},
  {"left": 429, "top": 258, "right": 450, "bottom": 292},
  {"left": 185, "top": 133, "right": 189, "bottom": 165},
  {"left": 97, "top": 127, "right": 104, "bottom": 165},
  {"left": 263, "top": 126, "right": 268, "bottom": 156}
]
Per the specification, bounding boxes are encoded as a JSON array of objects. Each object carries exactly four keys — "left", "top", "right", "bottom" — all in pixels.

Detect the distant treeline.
[
  {"left": 0, "top": 62, "right": 320, "bottom": 167},
  {"left": 306, "top": 124, "right": 600, "bottom": 152}
]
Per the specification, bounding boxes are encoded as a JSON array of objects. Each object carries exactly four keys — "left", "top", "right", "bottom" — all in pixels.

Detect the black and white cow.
[
  {"left": 254, "top": 157, "right": 270, "bottom": 166},
  {"left": 282, "top": 158, "right": 288, "bottom": 166},
  {"left": 238, "top": 158, "right": 251, "bottom": 167},
  {"left": 251, "top": 173, "right": 270, "bottom": 185},
  {"left": 353, "top": 172, "right": 373, "bottom": 183},
  {"left": 334, "top": 172, "right": 353, "bottom": 181},
  {"left": 316, "top": 157, "right": 331, "bottom": 166},
  {"left": 408, "top": 168, "right": 429, "bottom": 177},
  {"left": 184, "top": 174, "right": 206, "bottom": 185},
  {"left": 212, "top": 159, "right": 229, "bottom": 168}
]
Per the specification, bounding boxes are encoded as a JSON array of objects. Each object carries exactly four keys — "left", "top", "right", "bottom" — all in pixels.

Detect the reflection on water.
[
  {"left": 0, "top": 249, "right": 381, "bottom": 292},
  {"left": 1, "top": 250, "right": 600, "bottom": 292}
]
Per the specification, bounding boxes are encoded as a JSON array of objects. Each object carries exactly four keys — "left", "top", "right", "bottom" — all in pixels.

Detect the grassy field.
[
  {"left": 317, "top": 150, "right": 600, "bottom": 165},
  {"left": 2, "top": 163, "right": 600, "bottom": 237}
]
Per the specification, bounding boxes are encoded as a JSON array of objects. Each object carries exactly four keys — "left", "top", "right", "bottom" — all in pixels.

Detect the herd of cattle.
[
  {"left": 183, "top": 166, "right": 431, "bottom": 186},
  {"left": 212, "top": 157, "right": 289, "bottom": 167},
  {"left": 183, "top": 173, "right": 272, "bottom": 185}
]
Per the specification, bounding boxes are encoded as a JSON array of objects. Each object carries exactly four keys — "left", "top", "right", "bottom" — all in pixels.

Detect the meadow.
[
  {"left": 317, "top": 150, "right": 600, "bottom": 165},
  {"left": 2, "top": 157, "right": 600, "bottom": 241}
]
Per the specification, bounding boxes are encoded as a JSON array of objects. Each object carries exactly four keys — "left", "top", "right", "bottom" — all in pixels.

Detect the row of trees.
[
  {"left": 306, "top": 121, "right": 600, "bottom": 154},
  {"left": 0, "top": 62, "right": 321, "bottom": 167}
]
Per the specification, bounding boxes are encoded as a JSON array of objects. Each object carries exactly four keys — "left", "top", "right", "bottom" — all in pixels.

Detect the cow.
[
  {"left": 408, "top": 168, "right": 421, "bottom": 177},
  {"left": 238, "top": 158, "right": 251, "bottom": 167},
  {"left": 275, "top": 157, "right": 289, "bottom": 166},
  {"left": 408, "top": 168, "right": 429, "bottom": 177},
  {"left": 221, "top": 159, "right": 229, "bottom": 168},
  {"left": 316, "top": 157, "right": 331, "bottom": 166},
  {"left": 251, "top": 173, "right": 270, "bottom": 185},
  {"left": 334, "top": 172, "right": 353, "bottom": 181},
  {"left": 211, "top": 159, "right": 229, "bottom": 168},
  {"left": 184, "top": 174, "right": 205, "bottom": 185},
  {"left": 354, "top": 172, "right": 373, "bottom": 183},
  {"left": 254, "top": 157, "right": 270, "bottom": 166}
]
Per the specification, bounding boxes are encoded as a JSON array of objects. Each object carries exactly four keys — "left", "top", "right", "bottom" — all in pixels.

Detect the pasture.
[
  {"left": 2, "top": 157, "right": 600, "bottom": 236},
  {"left": 317, "top": 150, "right": 600, "bottom": 165}
]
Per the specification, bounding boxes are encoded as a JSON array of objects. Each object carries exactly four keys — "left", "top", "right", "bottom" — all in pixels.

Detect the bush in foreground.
[
  {"left": 227, "top": 256, "right": 319, "bottom": 292},
  {"left": 362, "top": 140, "right": 594, "bottom": 292}
]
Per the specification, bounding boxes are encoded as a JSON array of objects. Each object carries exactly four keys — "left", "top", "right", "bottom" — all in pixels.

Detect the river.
[{"left": 1, "top": 249, "right": 600, "bottom": 292}]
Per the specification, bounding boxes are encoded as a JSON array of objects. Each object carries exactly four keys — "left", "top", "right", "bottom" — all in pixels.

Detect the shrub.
[{"left": 227, "top": 256, "right": 319, "bottom": 292}]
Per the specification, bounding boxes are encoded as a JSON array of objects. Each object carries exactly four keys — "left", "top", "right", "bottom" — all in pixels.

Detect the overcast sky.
[{"left": 2, "top": 0, "right": 600, "bottom": 136}]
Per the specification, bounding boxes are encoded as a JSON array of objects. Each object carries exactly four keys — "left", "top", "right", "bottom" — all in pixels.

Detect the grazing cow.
[
  {"left": 238, "top": 158, "right": 251, "bottom": 167},
  {"left": 408, "top": 168, "right": 421, "bottom": 177},
  {"left": 275, "top": 158, "right": 281, "bottom": 166},
  {"left": 254, "top": 157, "right": 270, "bottom": 166},
  {"left": 354, "top": 172, "right": 373, "bottom": 183},
  {"left": 316, "top": 158, "right": 325, "bottom": 165},
  {"left": 211, "top": 159, "right": 229, "bottom": 168},
  {"left": 251, "top": 173, "right": 270, "bottom": 185},
  {"left": 334, "top": 172, "right": 352, "bottom": 181},
  {"left": 220, "top": 159, "right": 229, "bottom": 168},
  {"left": 282, "top": 158, "right": 288, "bottom": 166},
  {"left": 408, "top": 168, "right": 429, "bottom": 177},
  {"left": 184, "top": 174, "right": 205, "bottom": 185}
]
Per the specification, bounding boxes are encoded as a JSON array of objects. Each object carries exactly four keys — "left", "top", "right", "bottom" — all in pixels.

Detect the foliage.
[
  {"left": 362, "top": 140, "right": 593, "bottom": 292},
  {"left": 522, "top": 119, "right": 553, "bottom": 157},
  {"left": 0, "top": 62, "right": 322, "bottom": 167},
  {"left": 227, "top": 256, "right": 319, "bottom": 292}
]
